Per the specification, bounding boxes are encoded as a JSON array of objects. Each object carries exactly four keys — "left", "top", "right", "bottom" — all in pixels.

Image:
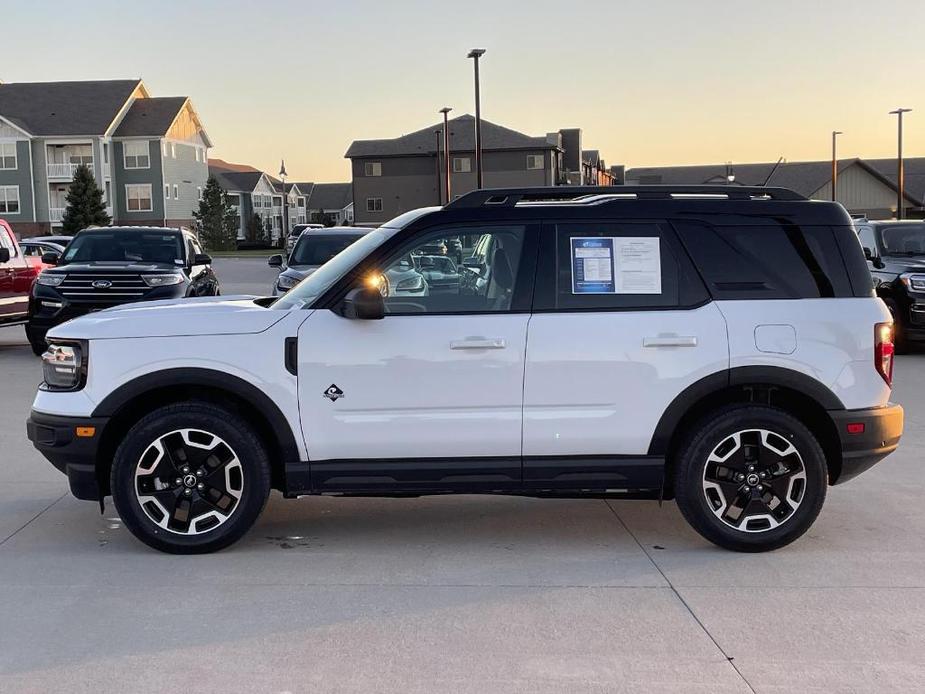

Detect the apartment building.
[
  {"left": 208, "top": 166, "right": 282, "bottom": 241},
  {"left": 345, "top": 115, "right": 616, "bottom": 224},
  {"left": 305, "top": 182, "right": 353, "bottom": 225},
  {"left": 0, "top": 79, "right": 211, "bottom": 235}
]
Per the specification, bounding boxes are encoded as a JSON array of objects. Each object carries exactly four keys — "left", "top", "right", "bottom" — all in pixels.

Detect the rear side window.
[
  {"left": 533, "top": 222, "right": 708, "bottom": 311},
  {"left": 673, "top": 221, "right": 853, "bottom": 299}
]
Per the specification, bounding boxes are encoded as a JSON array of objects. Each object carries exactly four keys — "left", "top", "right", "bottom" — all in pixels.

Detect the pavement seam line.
[
  {"left": 604, "top": 499, "right": 758, "bottom": 694},
  {"left": 0, "top": 492, "right": 67, "bottom": 548}
]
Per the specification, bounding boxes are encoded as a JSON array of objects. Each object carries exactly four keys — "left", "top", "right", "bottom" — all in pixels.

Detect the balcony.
[
  {"left": 50, "top": 207, "right": 65, "bottom": 223},
  {"left": 47, "top": 162, "right": 94, "bottom": 180}
]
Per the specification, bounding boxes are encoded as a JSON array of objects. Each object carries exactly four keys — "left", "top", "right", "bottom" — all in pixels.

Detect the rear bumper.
[
  {"left": 26, "top": 411, "right": 108, "bottom": 500},
  {"left": 830, "top": 403, "right": 904, "bottom": 484}
]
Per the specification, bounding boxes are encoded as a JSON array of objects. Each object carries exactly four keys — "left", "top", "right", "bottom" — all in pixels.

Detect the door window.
[{"left": 377, "top": 226, "right": 528, "bottom": 314}]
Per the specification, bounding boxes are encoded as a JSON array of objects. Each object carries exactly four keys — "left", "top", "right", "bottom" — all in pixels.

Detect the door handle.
[
  {"left": 643, "top": 336, "right": 698, "bottom": 348},
  {"left": 450, "top": 337, "right": 506, "bottom": 350}
]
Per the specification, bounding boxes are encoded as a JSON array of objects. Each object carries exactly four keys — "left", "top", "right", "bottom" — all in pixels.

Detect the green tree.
[
  {"left": 193, "top": 176, "right": 238, "bottom": 251},
  {"left": 61, "top": 165, "right": 111, "bottom": 233},
  {"left": 312, "top": 210, "right": 334, "bottom": 227},
  {"left": 245, "top": 213, "right": 269, "bottom": 244}
]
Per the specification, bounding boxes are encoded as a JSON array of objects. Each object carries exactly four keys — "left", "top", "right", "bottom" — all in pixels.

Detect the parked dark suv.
[
  {"left": 855, "top": 220, "right": 925, "bottom": 348},
  {"left": 26, "top": 226, "right": 219, "bottom": 355}
]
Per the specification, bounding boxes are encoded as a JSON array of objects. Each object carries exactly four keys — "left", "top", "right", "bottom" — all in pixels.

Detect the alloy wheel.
[
  {"left": 702, "top": 429, "right": 807, "bottom": 533},
  {"left": 134, "top": 429, "right": 244, "bottom": 535}
]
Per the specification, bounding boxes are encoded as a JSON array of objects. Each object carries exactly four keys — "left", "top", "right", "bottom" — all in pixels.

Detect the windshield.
[
  {"left": 290, "top": 232, "right": 366, "bottom": 266},
  {"left": 272, "top": 228, "right": 393, "bottom": 309},
  {"left": 60, "top": 230, "right": 184, "bottom": 265},
  {"left": 879, "top": 224, "right": 925, "bottom": 256}
]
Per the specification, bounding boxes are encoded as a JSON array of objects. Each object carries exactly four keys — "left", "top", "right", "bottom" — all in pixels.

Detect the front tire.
[
  {"left": 25, "top": 325, "right": 46, "bottom": 356},
  {"left": 111, "top": 402, "right": 271, "bottom": 554},
  {"left": 674, "top": 405, "right": 827, "bottom": 552}
]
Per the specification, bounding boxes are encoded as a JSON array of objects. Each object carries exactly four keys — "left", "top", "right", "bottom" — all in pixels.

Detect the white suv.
[{"left": 27, "top": 186, "right": 904, "bottom": 554}]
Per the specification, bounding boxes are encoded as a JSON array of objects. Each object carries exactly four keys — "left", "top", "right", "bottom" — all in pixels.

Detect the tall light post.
[
  {"left": 467, "top": 48, "right": 486, "bottom": 189},
  {"left": 434, "top": 130, "right": 443, "bottom": 204},
  {"left": 831, "top": 131, "right": 842, "bottom": 202},
  {"left": 889, "top": 108, "right": 912, "bottom": 219},
  {"left": 439, "top": 107, "right": 452, "bottom": 203},
  {"left": 279, "top": 159, "right": 288, "bottom": 243}
]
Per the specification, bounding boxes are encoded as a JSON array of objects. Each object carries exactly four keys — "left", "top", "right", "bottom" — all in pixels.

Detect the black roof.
[
  {"left": 113, "top": 97, "right": 187, "bottom": 137},
  {"left": 0, "top": 79, "right": 141, "bottom": 135}
]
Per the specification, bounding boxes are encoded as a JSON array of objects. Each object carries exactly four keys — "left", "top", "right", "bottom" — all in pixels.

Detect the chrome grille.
[{"left": 58, "top": 274, "right": 151, "bottom": 302}]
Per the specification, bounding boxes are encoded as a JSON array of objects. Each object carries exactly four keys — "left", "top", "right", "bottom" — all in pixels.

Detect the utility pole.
[
  {"left": 831, "top": 131, "right": 842, "bottom": 202},
  {"left": 434, "top": 130, "right": 442, "bottom": 204},
  {"left": 439, "top": 107, "right": 452, "bottom": 204},
  {"left": 279, "top": 159, "right": 288, "bottom": 243},
  {"left": 467, "top": 49, "right": 486, "bottom": 189},
  {"left": 889, "top": 108, "right": 912, "bottom": 219}
]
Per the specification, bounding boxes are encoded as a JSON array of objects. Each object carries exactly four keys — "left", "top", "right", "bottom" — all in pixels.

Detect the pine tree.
[
  {"left": 193, "top": 176, "right": 238, "bottom": 251},
  {"left": 61, "top": 165, "right": 111, "bottom": 233}
]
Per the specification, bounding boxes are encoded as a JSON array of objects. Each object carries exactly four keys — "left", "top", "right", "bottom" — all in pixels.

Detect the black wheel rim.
[
  {"left": 701, "top": 429, "right": 807, "bottom": 533},
  {"left": 134, "top": 429, "right": 244, "bottom": 536}
]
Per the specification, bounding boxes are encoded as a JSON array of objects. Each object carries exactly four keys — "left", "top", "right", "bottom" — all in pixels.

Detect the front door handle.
[
  {"left": 643, "top": 336, "right": 698, "bottom": 348},
  {"left": 450, "top": 337, "right": 506, "bottom": 350}
]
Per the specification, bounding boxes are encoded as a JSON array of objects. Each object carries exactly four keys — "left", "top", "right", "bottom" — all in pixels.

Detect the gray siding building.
[
  {"left": 345, "top": 115, "right": 616, "bottom": 225},
  {"left": 0, "top": 79, "right": 210, "bottom": 236}
]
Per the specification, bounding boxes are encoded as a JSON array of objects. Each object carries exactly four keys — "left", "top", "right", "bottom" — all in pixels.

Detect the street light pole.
[
  {"left": 831, "top": 131, "right": 842, "bottom": 202},
  {"left": 434, "top": 130, "right": 442, "bottom": 204},
  {"left": 467, "top": 48, "right": 486, "bottom": 189},
  {"left": 889, "top": 108, "right": 912, "bottom": 219},
  {"left": 279, "top": 159, "right": 288, "bottom": 244},
  {"left": 439, "top": 107, "right": 452, "bottom": 204}
]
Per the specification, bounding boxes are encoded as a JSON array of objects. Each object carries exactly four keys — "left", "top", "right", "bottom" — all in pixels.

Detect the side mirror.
[
  {"left": 268, "top": 254, "right": 284, "bottom": 268},
  {"left": 340, "top": 286, "right": 385, "bottom": 320},
  {"left": 41, "top": 252, "right": 59, "bottom": 265},
  {"left": 192, "top": 253, "right": 212, "bottom": 266},
  {"left": 0, "top": 248, "right": 9, "bottom": 263},
  {"left": 863, "top": 247, "right": 873, "bottom": 261}
]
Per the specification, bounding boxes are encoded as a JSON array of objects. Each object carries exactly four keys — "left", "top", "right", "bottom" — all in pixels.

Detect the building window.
[
  {"left": 164, "top": 184, "right": 170, "bottom": 199},
  {"left": 173, "top": 184, "right": 179, "bottom": 199},
  {"left": 297, "top": 197, "right": 305, "bottom": 207},
  {"left": 0, "top": 185, "right": 20, "bottom": 214},
  {"left": 197, "top": 187, "right": 203, "bottom": 201},
  {"left": 452, "top": 157, "right": 471, "bottom": 173},
  {"left": 103, "top": 143, "right": 109, "bottom": 165},
  {"left": 126, "top": 184, "right": 153, "bottom": 212},
  {"left": 527, "top": 154, "right": 544, "bottom": 170},
  {"left": 0, "top": 143, "right": 16, "bottom": 170},
  {"left": 171, "top": 143, "right": 176, "bottom": 158},
  {"left": 366, "top": 197, "right": 383, "bottom": 212},
  {"left": 123, "top": 141, "right": 150, "bottom": 169},
  {"left": 365, "top": 162, "right": 382, "bottom": 177}
]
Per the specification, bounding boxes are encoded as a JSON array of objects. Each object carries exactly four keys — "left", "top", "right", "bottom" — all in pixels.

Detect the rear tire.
[
  {"left": 111, "top": 402, "right": 271, "bottom": 554},
  {"left": 674, "top": 405, "right": 827, "bottom": 552}
]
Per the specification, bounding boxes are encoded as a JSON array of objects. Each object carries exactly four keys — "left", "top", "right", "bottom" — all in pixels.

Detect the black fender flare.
[
  {"left": 647, "top": 365, "right": 844, "bottom": 456},
  {"left": 92, "top": 367, "right": 301, "bottom": 462}
]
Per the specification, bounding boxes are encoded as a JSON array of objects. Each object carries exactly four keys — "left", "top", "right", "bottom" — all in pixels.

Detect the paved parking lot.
[{"left": 1, "top": 257, "right": 924, "bottom": 692}]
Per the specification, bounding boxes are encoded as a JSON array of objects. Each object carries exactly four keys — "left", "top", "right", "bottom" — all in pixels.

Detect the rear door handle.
[
  {"left": 450, "top": 337, "right": 506, "bottom": 350},
  {"left": 643, "top": 336, "right": 698, "bottom": 348}
]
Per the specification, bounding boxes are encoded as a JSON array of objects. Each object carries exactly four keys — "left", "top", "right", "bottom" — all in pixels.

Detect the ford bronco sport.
[{"left": 26, "top": 186, "right": 904, "bottom": 554}]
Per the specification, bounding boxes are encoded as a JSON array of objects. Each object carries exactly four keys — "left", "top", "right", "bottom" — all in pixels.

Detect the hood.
[
  {"left": 48, "top": 261, "right": 182, "bottom": 273},
  {"left": 47, "top": 295, "right": 288, "bottom": 340},
  {"left": 280, "top": 265, "right": 320, "bottom": 281},
  {"left": 879, "top": 256, "right": 925, "bottom": 274}
]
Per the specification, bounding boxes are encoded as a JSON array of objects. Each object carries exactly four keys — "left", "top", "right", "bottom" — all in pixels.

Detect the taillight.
[{"left": 874, "top": 322, "right": 894, "bottom": 387}]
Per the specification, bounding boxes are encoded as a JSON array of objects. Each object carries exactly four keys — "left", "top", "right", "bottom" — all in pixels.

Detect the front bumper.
[
  {"left": 830, "top": 403, "right": 904, "bottom": 484},
  {"left": 26, "top": 411, "right": 109, "bottom": 500}
]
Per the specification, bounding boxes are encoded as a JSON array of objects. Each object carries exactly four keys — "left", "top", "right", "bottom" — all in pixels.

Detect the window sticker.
[{"left": 571, "top": 236, "right": 661, "bottom": 294}]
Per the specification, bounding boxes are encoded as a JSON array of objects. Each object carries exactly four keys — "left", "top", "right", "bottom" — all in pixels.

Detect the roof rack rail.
[{"left": 444, "top": 185, "right": 807, "bottom": 209}]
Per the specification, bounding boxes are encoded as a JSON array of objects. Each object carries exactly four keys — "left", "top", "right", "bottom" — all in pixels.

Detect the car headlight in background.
[
  {"left": 41, "top": 342, "right": 85, "bottom": 391},
  {"left": 395, "top": 275, "right": 425, "bottom": 292},
  {"left": 36, "top": 273, "right": 66, "bottom": 287},
  {"left": 142, "top": 274, "right": 184, "bottom": 287},
  {"left": 277, "top": 274, "right": 300, "bottom": 291},
  {"left": 900, "top": 273, "right": 925, "bottom": 292}
]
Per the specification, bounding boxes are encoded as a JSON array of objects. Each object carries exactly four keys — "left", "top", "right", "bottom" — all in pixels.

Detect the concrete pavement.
[{"left": 0, "top": 257, "right": 923, "bottom": 692}]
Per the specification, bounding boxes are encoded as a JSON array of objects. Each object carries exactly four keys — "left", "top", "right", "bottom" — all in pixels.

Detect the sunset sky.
[{"left": 3, "top": 0, "right": 923, "bottom": 181}]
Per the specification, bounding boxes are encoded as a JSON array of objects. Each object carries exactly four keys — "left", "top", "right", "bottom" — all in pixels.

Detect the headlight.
[
  {"left": 277, "top": 274, "right": 300, "bottom": 290},
  {"left": 41, "top": 342, "right": 84, "bottom": 391},
  {"left": 37, "top": 273, "right": 66, "bottom": 287},
  {"left": 900, "top": 273, "right": 925, "bottom": 291},
  {"left": 142, "top": 273, "right": 184, "bottom": 287},
  {"left": 396, "top": 275, "right": 425, "bottom": 291}
]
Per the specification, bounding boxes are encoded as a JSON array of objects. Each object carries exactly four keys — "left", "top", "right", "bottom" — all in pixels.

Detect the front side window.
[
  {"left": 0, "top": 142, "right": 17, "bottom": 169},
  {"left": 0, "top": 186, "right": 20, "bottom": 214},
  {"left": 123, "top": 141, "right": 150, "bottom": 169},
  {"left": 61, "top": 230, "right": 183, "bottom": 265},
  {"left": 366, "top": 197, "right": 383, "bottom": 212},
  {"left": 376, "top": 226, "right": 526, "bottom": 314},
  {"left": 857, "top": 226, "right": 878, "bottom": 256},
  {"left": 126, "top": 184, "right": 153, "bottom": 212}
]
